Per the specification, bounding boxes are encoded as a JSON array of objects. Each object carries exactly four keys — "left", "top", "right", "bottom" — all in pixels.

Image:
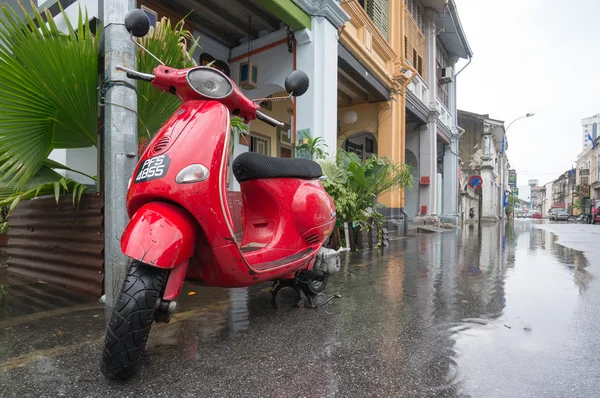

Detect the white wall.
[
  {"left": 52, "top": 0, "right": 98, "bottom": 30},
  {"left": 194, "top": 31, "right": 230, "bottom": 64},
  {"left": 229, "top": 29, "right": 292, "bottom": 102}
]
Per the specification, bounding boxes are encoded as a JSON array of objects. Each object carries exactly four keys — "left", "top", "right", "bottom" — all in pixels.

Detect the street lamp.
[{"left": 501, "top": 113, "right": 535, "bottom": 223}]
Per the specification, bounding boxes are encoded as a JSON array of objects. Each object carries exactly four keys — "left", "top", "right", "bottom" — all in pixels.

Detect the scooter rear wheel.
[
  {"left": 101, "top": 261, "right": 167, "bottom": 381},
  {"left": 298, "top": 274, "right": 329, "bottom": 296}
]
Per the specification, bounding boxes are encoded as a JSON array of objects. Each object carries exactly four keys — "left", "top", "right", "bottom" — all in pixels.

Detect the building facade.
[
  {"left": 582, "top": 113, "right": 600, "bottom": 150},
  {"left": 552, "top": 170, "right": 575, "bottom": 213},
  {"left": 457, "top": 110, "right": 507, "bottom": 223},
  {"left": 336, "top": 0, "right": 472, "bottom": 228}
]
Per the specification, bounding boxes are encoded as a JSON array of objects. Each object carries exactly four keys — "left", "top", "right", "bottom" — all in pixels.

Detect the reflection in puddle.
[{"left": 3, "top": 221, "right": 600, "bottom": 397}]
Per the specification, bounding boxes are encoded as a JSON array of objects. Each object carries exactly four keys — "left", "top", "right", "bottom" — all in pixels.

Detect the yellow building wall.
[
  {"left": 339, "top": 2, "right": 412, "bottom": 209},
  {"left": 337, "top": 104, "right": 380, "bottom": 148}
]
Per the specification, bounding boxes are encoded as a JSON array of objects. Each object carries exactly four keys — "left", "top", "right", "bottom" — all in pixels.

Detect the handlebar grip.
[
  {"left": 126, "top": 72, "right": 149, "bottom": 81},
  {"left": 256, "top": 110, "right": 284, "bottom": 127},
  {"left": 116, "top": 65, "right": 155, "bottom": 82}
]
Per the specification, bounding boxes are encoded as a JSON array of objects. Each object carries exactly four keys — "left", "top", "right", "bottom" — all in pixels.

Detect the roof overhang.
[{"left": 422, "top": 0, "right": 472, "bottom": 59}]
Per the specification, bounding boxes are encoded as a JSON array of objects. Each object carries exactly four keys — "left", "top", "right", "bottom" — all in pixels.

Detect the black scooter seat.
[{"left": 232, "top": 152, "right": 322, "bottom": 183}]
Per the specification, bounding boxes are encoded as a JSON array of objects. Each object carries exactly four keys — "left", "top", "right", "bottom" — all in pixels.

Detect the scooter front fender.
[{"left": 121, "top": 202, "right": 197, "bottom": 269}]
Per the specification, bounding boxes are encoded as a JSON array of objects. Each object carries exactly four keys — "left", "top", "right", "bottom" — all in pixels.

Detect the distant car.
[
  {"left": 531, "top": 212, "right": 542, "bottom": 219},
  {"left": 550, "top": 209, "right": 569, "bottom": 221}
]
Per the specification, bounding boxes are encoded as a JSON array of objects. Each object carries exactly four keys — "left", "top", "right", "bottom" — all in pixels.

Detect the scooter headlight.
[
  {"left": 186, "top": 67, "right": 233, "bottom": 99},
  {"left": 175, "top": 164, "right": 209, "bottom": 184}
]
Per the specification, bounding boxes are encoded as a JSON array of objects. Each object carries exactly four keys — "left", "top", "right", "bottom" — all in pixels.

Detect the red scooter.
[{"left": 101, "top": 10, "right": 340, "bottom": 380}]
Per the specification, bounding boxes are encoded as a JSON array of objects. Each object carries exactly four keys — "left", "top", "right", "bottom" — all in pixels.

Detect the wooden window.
[
  {"left": 365, "top": 0, "right": 389, "bottom": 39},
  {"left": 250, "top": 134, "right": 270, "bottom": 156},
  {"left": 404, "top": 0, "right": 426, "bottom": 79},
  {"left": 405, "top": 0, "right": 425, "bottom": 33},
  {"left": 436, "top": 39, "right": 450, "bottom": 108}
]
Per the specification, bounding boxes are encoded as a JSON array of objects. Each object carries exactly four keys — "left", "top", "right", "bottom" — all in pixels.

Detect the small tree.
[
  {"left": 296, "top": 132, "right": 328, "bottom": 160},
  {"left": 318, "top": 150, "right": 414, "bottom": 248}
]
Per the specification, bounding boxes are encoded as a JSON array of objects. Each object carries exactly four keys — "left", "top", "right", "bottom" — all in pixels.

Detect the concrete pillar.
[
  {"left": 296, "top": 17, "right": 339, "bottom": 154},
  {"left": 418, "top": 11, "right": 439, "bottom": 217},
  {"left": 419, "top": 121, "right": 436, "bottom": 215},
  {"left": 378, "top": 98, "right": 403, "bottom": 212},
  {"left": 441, "top": 138, "right": 459, "bottom": 223},
  {"left": 481, "top": 126, "right": 498, "bottom": 221}
]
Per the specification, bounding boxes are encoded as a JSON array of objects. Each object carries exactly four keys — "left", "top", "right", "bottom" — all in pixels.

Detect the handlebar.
[
  {"left": 256, "top": 110, "right": 284, "bottom": 128},
  {"left": 116, "top": 65, "right": 155, "bottom": 82}
]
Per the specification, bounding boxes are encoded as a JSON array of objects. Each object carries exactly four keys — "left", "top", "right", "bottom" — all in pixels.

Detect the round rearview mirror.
[
  {"left": 285, "top": 70, "right": 309, "bottom": 97},
  {"left": 125, "top": 9, "right": 150, "bottom": 38}
]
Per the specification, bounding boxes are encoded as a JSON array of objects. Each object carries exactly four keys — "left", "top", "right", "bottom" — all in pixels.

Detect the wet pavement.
[{"left": 2, "top": 220, "right": 600, "bottom": 397}]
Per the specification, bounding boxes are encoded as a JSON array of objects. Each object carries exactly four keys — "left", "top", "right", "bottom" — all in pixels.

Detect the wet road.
[{"left": 1, "top": 220, "right": 600, "bottom": 397}]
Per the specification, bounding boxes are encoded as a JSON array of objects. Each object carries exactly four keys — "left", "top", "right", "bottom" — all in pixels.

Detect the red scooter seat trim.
[{"left": 121, "top": 202, "right": 197, "bottom": 269}]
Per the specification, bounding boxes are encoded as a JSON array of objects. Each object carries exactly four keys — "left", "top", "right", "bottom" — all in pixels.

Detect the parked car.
[
  {"left": 531, "top": 212, "right": 542, "bottom": 219},
  {"left": 550, "top": 209, "right": 569, "bottom": 221}
]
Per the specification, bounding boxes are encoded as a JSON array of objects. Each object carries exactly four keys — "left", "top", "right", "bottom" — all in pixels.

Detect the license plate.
[{"left": 134, "top": 154, "right": 171, "bottom": 183}]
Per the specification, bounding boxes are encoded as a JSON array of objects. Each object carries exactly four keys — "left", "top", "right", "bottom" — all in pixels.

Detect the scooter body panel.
[{"left": 121, "top": 202, "right": 196, "bottom": 269}]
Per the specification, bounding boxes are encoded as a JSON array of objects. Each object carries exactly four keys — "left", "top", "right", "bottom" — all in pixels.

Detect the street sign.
[
  {"left": 468, "top": 175, "right": 483, "bottom": 189},
  {"left": 508, "top": 170, "right": 517, "bottom": 187}
]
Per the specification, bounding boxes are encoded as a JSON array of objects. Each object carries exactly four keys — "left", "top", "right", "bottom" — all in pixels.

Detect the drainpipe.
[
  {"left": 396, "top": 1, "right": 418, "bottom": 235},
  {"left": 455, "top": 56, "right": 471, "bottom": 77}
]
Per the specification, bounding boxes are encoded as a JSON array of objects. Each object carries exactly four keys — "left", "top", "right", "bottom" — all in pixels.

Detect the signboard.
[
  {"left": 581, "top": 183, "right": 590, "bottom": 197},
  {"left": 580, "top": 169, "right": 590, "bottom": 177},
  {"left": 468, "top": 175, "right": 483, "bottom": 189},
  {"left": 508, "top": 170, "right": 517, "bottom": 187},
  {"left": 512, "top": 187, "right": 519, "bottom": 196}
]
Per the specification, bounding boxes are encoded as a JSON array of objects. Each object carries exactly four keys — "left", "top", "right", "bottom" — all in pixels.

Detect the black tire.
[
  {"left": 101, "top": 262, "right": 167, "bottom": 381},
  {"left": 297, "top": 273, "right": 329, "bottom": 296}
]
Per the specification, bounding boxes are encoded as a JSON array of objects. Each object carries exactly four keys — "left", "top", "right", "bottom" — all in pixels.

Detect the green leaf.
[
  {"left": 54, "top": 181, "right": 60, "bottom": 204},
  {"left": 137, "top": 17, "right": 197, "bottom": 140},
  {"left": 59, "top": 178, "right": 69, "bottom": 192},
  {"left": 76, "top": 184, "right": 86, "bottom": 208},
  {"left": 9, "top": 195, "right": 21, "bottom": 212}
]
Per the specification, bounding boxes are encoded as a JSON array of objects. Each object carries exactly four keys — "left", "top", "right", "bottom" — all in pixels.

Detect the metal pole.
[
  {"left": 501, "top": 138, "right": 505, "bottom": 224},
  {"left": 100, "top": 0, "right": 138, "bottom": 308}
]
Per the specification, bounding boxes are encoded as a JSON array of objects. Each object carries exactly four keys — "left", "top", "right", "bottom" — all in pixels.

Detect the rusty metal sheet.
[{"left": 1, "top": 193, "right": 104, "bottom": 297}]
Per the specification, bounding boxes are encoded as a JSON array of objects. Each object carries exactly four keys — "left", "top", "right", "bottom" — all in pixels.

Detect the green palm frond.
[
  {"left": 0, "top": 3, "right": 99, "bottom": 188},
  {"left": 137, "top": 17, "right": 197, "bottom": 140},
  {"left": 0, "top": 163, "right": 88, "bottom": 209}
]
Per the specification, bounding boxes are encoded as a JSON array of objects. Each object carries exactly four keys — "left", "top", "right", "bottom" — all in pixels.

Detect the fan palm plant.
[
  {"left": 0, "top": 3, "right": 98, "bottom": 191},
  {"left": 0, "top": 4, "right": 229, "bottom": 211}
]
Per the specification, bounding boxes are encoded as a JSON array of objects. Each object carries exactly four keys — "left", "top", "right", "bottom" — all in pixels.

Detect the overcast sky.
[{"left": 455, "top": 0, "right": 600, "bottom": 199}]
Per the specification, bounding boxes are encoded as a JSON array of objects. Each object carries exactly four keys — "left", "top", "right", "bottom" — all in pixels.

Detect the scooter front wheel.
[{"left": 101, "top": 261, "right": 167, "bottom": 381}]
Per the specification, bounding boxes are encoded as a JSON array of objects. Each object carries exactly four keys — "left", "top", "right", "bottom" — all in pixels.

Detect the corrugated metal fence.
[{"left": 1, "top": 193, "right": 104, "bottom": 297}]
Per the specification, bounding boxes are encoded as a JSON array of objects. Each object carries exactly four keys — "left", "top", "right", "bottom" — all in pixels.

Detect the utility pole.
[
  {"left": 501, "top": 113, "right": 535, "bottom": 224},
  {"left": 100, "top": 0, "right": 138, "bottom": 308}
]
